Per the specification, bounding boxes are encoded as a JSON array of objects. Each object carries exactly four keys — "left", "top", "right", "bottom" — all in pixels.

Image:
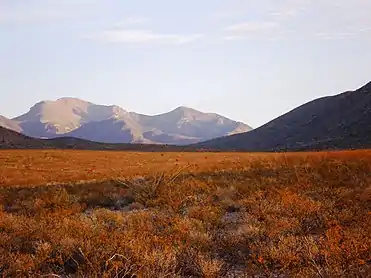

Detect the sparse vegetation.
[{"left": 0, "top": 150, "right": 370, "bottom": 277}]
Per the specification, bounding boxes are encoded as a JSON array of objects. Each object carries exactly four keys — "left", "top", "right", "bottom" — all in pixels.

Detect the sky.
[{"left": 1, "top": 0, "right": 371, "bottom": 128}]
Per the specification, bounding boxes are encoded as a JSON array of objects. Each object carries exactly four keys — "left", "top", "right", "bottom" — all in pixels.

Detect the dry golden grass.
[
  {"left": 0, "top": 150, "right": 267, "bottom": 187},
  {"left": 0, "top": 150, "right": 371, "bottom": 277}
]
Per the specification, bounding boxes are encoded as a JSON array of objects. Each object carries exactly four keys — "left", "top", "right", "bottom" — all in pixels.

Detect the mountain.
[
  {"left": 2, "top": 98, "right": 252, "bottom": 145},
  {"left": 197, "top": 81, "right": 371, "bottom": 151},
  {"left": 13, "top": 98, "right": 129, "bottom": 138}
]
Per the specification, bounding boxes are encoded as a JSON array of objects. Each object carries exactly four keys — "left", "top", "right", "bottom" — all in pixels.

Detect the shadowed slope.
[{"left": 197, "top": 81, "right": 371, "bottom": 151}]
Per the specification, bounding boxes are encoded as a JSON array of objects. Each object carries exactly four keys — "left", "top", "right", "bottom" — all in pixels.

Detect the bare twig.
[
  {"left": 105, "top": 254, "right": 138, "bottom": 278},
  {"left": 303, "top": 236, "right": 325, "bottom": 278}
]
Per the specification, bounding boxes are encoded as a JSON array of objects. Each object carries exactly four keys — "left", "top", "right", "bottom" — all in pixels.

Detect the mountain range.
[
  {"left": 0, "top": 98, "right": 252, "bottom": 145},
  {"left": 197, "top": 81, "right": 371, "bottom": 151},
  {"left": 2, "top": 81, "right": 371, "bottom": 151}
]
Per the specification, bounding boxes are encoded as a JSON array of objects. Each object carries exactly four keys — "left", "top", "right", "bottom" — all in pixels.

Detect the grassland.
[{"left": 0, "top": 150, "right": 370, "bottom": 277}]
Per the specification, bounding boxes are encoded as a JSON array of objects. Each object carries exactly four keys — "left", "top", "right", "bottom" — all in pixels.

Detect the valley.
[
  {"left": 2, "top": 1, "right": 371, "bottom": 276},
  {"left": 0, "top": 150, "right": 370, "bottom": 277}
]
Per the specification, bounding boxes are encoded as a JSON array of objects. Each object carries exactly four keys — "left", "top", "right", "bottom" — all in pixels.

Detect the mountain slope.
[
  {"left": 65, "top": 118, "right": 143, "bottom": 144},
  {"left": 0, "top": 126, "right": 36, "bottom": 147},
  {"left": 197, "top": 81, "right": 371, "bottom": 151},
  {"left": 0, "top": 116, "right": 21, "bottom": 133},
  {"left": 2, "top": 98, "right": 251, "bottom": 145}
]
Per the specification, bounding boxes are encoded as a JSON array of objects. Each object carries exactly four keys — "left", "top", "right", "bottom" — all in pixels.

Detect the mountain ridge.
[
  {"left": 1, "top": 98, "right": 252, "bottom": 145},
  {"left": 196, "top": 81, "right": 371, "bottom": 151}
]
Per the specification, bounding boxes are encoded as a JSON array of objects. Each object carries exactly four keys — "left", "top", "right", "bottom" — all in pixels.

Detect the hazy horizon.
[{"left": 1, "top": 0, "right": 371, "bottom": 128}]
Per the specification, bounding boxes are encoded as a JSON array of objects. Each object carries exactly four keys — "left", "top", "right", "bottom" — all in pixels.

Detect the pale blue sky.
[{"left": 1, "top": 0, "right": 371, "bottom": 127}]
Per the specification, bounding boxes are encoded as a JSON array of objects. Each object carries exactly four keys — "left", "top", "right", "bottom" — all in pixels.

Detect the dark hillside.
[{"left": 197, "top": 81, "right": 371, "bottom": 151}]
